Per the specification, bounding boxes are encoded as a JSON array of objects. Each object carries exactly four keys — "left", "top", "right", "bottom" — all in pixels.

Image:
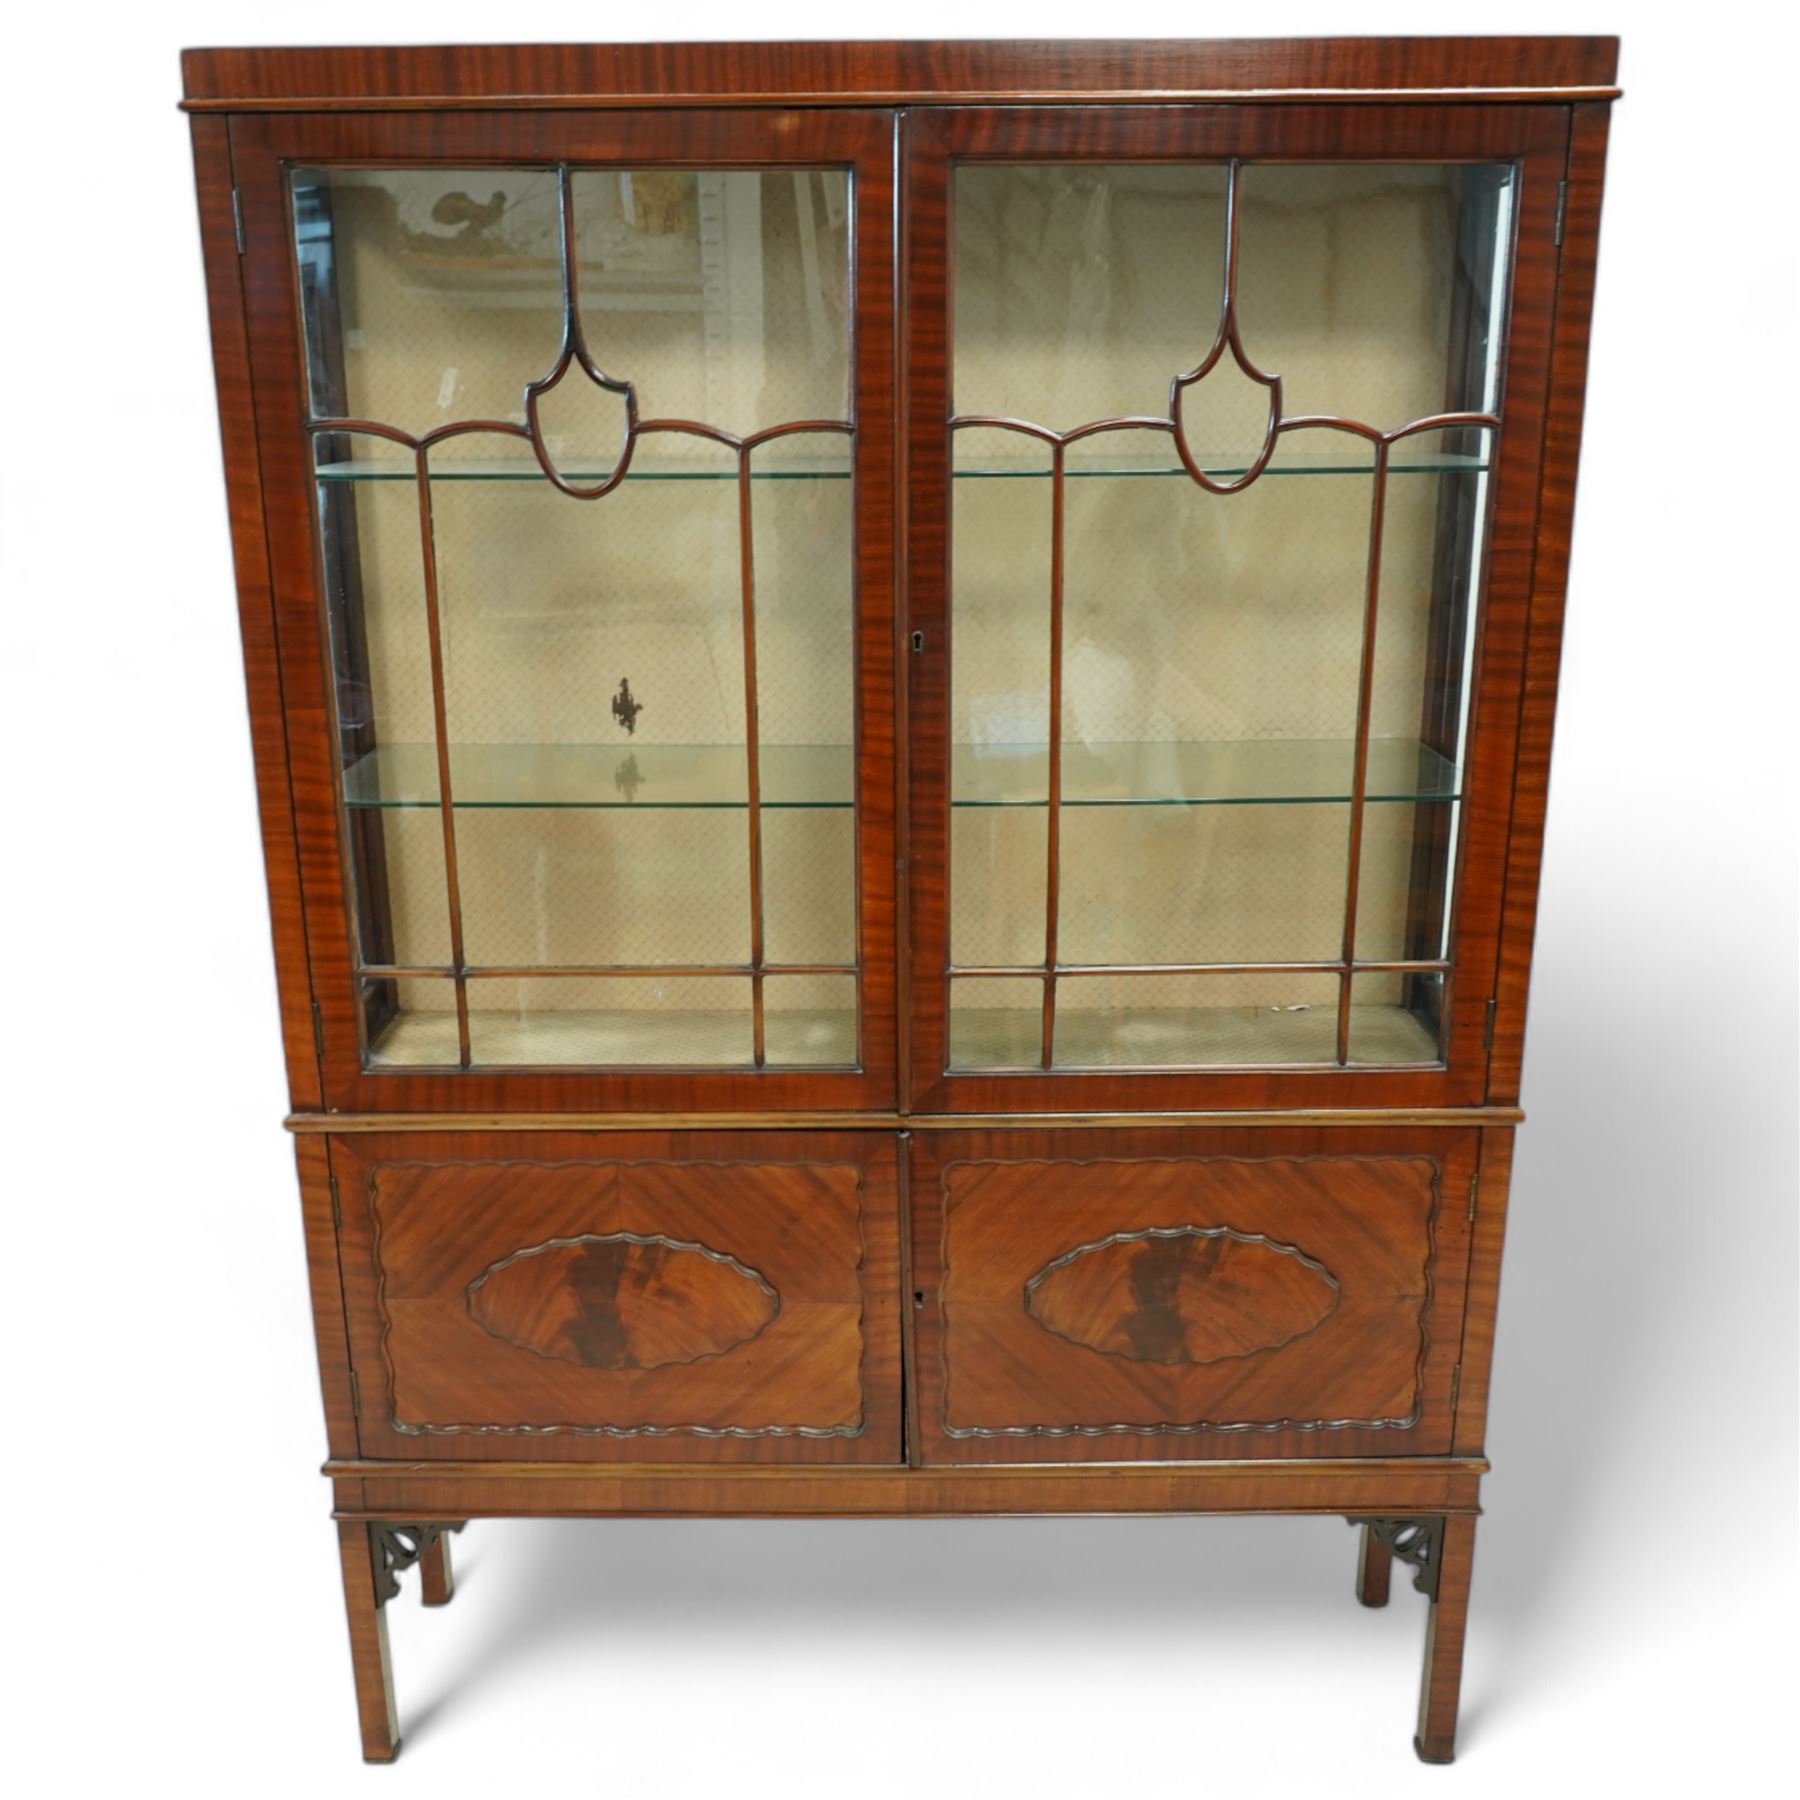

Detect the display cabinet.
[{"left": 183, "top": 37, "right": 1617, "bottom": 1764}]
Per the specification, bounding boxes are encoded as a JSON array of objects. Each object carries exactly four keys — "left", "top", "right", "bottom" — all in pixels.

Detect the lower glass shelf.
[
  {"left": 948, "top": 1002, "right": 1441, "bottom": 1070},
  {"left": 344, "top": 742, "right": 855, "bottom": 811},
  {"left": 343, "top": 738, "right": 1458, "bottom": 812},
  {"left": 368, "top": 1004, "right": 857, "bottom": 1069}
]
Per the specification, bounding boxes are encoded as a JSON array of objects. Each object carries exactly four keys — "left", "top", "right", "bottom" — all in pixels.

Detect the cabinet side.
[
  {"left": 189, "top": 114, "right": 323, "bottom": 1110},
  {"left": 1489, "top": 103, "right": 1615, "bottom": 1102}
]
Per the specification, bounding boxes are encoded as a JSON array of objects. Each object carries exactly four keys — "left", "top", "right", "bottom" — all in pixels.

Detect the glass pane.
[
  {"left": 569, "top": 169, "right": 851, "bottom": 436},
  {"left": 1054, "top": 975, "right": 1342, "bottom": 1069},
  {"left": 455, "top": 813, "right": 749, "bottom": 967},
  {"left": 1349, "top": 972, "right": 1444, "bottom": 1066},
  {"left": 1058, "top": 809, "right": 1347, "bottom": 966},
  {"left": 344, "top": 808, "right": 452, "bottom": 968},
  {"left": 762, "top": 812, "right": 856, "bottom": 965},
  {"left": 1354, "top": 802, "right": 1454, "bottom": 965},
  {"left": 763, "top": 975, "right": 857, "bottom": 1066},
  {"left": 294, "top": 169, "right": 565, "bottom": 440},
  {"left": 1237, "top": 164, "right": 1514, "bottom": 426},
  {"left": 948, "top": 159, "right": 1509, "bottom": 1073},
  {"left": 951, "top": 425, "right": 1053, "bottom": 756},
  {"left": 951, "top": 809, "right": 1046, "bottom": 968},
  {"left": 295, "top": 165, "right": 858, "bottom": 1072},
  {"left": 950, "top": 978, "right": 1046, "bottom": 1070},
  {"left": 954, "top": 166, "right": 1228, "bottom": 430},
  {"left": 466, "top": 976, "right": 752, "bottom": 1067},
  {"left": 366, "top": 978, "right": 459, "bottom": 1068}
]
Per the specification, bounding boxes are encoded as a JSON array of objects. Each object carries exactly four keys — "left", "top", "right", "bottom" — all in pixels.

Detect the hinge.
[
  {"left": 312, "top": 998, "right": 326, "bottom": 1060},
  {"left": 347, "top": 1368, "right": 361, "bottom": 1416},
  {"left": 1553, "top": 179, "right": 1568, "bottom": 249},
  {"left": 1449, "top": 1363, "right": 1462, "bottom": 1412},
  {"left": 1483, "top": 997, "right": 1497, "bottom": 1051},
  {"left": 231, "top": 186, "right": 245, "bottom": 255},
  {"left": 1467, "top": 1171, "right": 1479, "bottom": 1223},
  {"left": 328, "top": 1173, "right": 341, "bottom": 1232}
]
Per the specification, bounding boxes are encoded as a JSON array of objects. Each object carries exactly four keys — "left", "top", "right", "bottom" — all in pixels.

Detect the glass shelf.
[
  {"left": 952, "top": 448, "right": 1489, "bottom": 479},
  {"left": 344, "top": 742, "right": 856, "bottom": 810},
  {"left": 314, "top": 449, "right": 1487, "bottom": 483},
  {"left": 315, "top": 455, "right": 852, "bottom": 483},
  {"left": 345, "top": 738, "right": 1457, "bottom": 812},
  {"left": 952, "top": 739, "right": 1459, "bottom": 808}
]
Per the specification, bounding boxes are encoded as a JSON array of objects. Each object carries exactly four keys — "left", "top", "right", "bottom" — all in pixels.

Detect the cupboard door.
[
  {"left": 910, "top": 1129, "right": 1476, "bottom": 1463},
  {"left": 332, "top": 1132, "right": 902, "bottom": 1463},
  {"left": 907, "top": 105, "right": 1570, "bottom": 1110},
  {"left": 232, "top": 109, "right": 896, "bottom": 1113}
]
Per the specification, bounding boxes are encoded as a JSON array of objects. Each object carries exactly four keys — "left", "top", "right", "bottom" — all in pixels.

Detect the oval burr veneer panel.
[
  {"left": 468, "top": 1232, "right": 780, "bottom": 1370},
  {"left": 1025, "top": 1226, "right": 1339, "bottom": 1365}
]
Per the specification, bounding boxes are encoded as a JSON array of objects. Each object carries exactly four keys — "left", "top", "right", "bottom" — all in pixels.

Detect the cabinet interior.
[{"left": 298, "top": 155, "right": 1511, "bottom": 1075}]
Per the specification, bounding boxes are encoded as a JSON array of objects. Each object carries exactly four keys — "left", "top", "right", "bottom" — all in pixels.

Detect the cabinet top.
[{"left": 180, "top": 37, "right": 1620, "bottom": 112}]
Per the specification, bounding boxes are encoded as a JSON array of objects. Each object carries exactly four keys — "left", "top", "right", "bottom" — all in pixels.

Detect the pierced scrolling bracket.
[
  {"left": 371, "top": 1521, "right": 466, "bottom": 1607},
  {"left": 1347, "top": 1516, "right": 1445, "bottom": 1600}
]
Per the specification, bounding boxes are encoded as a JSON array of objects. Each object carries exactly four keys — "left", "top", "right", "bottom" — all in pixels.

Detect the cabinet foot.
[
  {"left": 335, "top": 1522, "right": 400, "bottom": 1763},
  {"left": 1355, "top": 1520, "right": 1393, "bottom": 1607}
]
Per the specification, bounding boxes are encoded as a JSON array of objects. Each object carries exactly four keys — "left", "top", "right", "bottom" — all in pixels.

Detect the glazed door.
[
  {"left": 232, "top": 110, "right": 896, "bottom": 1112},
  {"left": 906, "top": 105, "right": 1571, "bottom": 1110}
]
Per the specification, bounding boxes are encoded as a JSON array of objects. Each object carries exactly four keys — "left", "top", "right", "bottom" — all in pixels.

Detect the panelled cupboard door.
[
  {"left": 230, "top": 109, "right": 898, "bottom": 1114},
  {"left": 330, "top": 1131, "right": 903, "bottom": 1463},
  {"left": 909, "top": 1129, "right": 1477, "bottom": 1463},
  {"left": 906, "top": 104, "right": 1572, "bottom": 1111}
]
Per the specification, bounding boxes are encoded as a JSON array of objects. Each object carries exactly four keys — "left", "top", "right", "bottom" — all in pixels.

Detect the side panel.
[
  {"left": 910, "top": 1127, "right": 1477, "bottom": 1463},
  {"left": 1489, "top": 103, "right": 1614, "bottom": 1100},
  {"left": 189, "top": 115, "right": 323, "bottom": 1109},
  {"left": 332, "top": 1130, "right": 903, "bottom": 1463}
]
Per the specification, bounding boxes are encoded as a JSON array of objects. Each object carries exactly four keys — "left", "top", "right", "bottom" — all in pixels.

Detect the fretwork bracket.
[
  {"left": 371, "top": 1521, "right": 465, "bottom": 1607},
  {"left": 1347, "top": 1516, "right": 1445, "bottom": 1600}
]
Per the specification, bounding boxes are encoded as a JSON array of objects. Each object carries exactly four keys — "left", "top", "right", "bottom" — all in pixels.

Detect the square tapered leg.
[
  {"left": 336, "top": 1522, "right": 400, "bottom": 1763},
  {"left": 1415, "top": 1516, "right": 1478, "bottom": 1763},
  {"left": 1356, "top": 1521, "right": 1393, "bottom": 1607},
  {"left": 420, "top": 1529, "right": 455, "bottom": 1607}
]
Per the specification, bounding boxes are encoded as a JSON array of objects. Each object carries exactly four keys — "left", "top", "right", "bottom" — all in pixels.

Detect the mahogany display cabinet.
[{"left": 182, "top": 37, "right": 1618, "bottom": 1764}]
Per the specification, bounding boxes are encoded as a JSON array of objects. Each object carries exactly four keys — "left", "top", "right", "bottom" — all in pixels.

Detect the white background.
[{"left": 4, "top": 4, "right": 1795, "bottom": 1794}]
